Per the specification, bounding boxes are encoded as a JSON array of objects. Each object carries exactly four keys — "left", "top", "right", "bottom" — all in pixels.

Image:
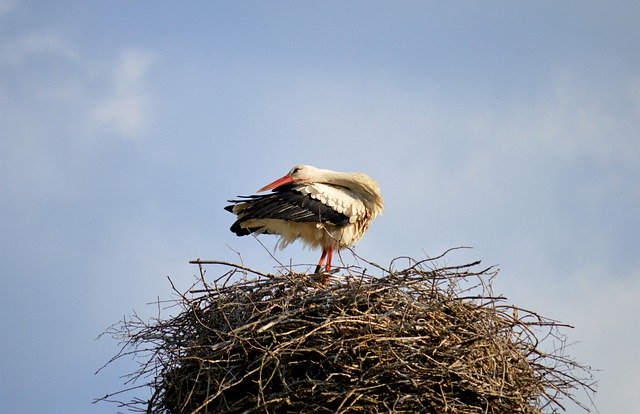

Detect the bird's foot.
[
  {"left": 313, "top": 266, "right": 339, "bottom": 275},
  {"left": 312, "top": 271, "right": 332, "bottom": 286},
  {"left": 312, "top": 267, "right": 339, "bottom": 286}
]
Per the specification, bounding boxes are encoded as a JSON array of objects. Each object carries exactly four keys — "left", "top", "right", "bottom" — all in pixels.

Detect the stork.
[{"left": 225, "top": 165, "right": 384, "bottom": 274}]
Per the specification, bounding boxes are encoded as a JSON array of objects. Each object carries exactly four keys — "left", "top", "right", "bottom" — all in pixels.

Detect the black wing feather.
[{"left": 225, "top": 184, "right": 350, "bottom": 236}]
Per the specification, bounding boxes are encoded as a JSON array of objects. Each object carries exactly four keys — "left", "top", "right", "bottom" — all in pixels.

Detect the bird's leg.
[
  {"left": 325, "top": 246, "right": 334, "bottom": 273},
  {"left": 314, "top": 248, "right": 328, "bottom": 274}
]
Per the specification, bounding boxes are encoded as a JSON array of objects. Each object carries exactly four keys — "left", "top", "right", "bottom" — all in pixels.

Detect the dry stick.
[
  {"left": 251, "top": 234, "right": 290, "bottom": 273},
  {"left": 343, "top": 246, "right": 389, "bottom": 274},
  {"left": 189, "top": 259, "right": 270, "bottom": 278}
]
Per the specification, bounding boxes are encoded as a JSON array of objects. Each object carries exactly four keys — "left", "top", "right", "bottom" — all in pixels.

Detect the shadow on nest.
[{"left": 96, "top": 248, "right": 596, "bottom": 413}]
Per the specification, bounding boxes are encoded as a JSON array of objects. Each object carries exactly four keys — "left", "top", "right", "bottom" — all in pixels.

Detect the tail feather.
[{"left": 230, "top": 221, "right": 266, "bottom": 237}]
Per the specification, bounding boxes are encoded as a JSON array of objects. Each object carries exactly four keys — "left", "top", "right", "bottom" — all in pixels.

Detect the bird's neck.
[{"left": 321, "top": 171, "right": 384, "bottom": 215}]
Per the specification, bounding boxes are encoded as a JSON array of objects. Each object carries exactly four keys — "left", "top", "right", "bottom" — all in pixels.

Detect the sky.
[{"left": 1, "top": 1, "right": 638, "bottom": 412}]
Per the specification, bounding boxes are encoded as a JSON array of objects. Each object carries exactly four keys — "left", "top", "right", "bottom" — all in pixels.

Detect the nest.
[{"left": 96, "top": 250, "right": 596, "bottom": 413}]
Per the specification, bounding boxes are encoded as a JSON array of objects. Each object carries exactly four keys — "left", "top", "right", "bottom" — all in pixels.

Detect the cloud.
[
  {"left": 0, "top": 33, "right": 156, "bottom": 204},
  {"left": 0, "top": 32, "right": 80, "bottom": 65},
  {"left": 91, "top": 48, "right": 154, "bottom": 138},
  {"left": 0, "top": 33, "right": 83, "bottom": 203}
]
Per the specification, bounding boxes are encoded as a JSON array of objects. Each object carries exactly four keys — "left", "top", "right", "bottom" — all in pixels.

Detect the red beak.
[{"left": 257, "top": 174, "right": 294, "bottom": 192}]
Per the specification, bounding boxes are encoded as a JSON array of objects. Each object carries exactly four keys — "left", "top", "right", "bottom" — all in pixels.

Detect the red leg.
[
  {"left": 325, "top": 246, "right": 334, "bottom": 273},
  {"left": 314, "top": 248, "right": 328, "bottom": 274}
]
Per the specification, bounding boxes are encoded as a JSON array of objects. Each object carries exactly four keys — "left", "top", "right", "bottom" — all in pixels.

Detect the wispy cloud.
[
  {"left": 0, "top": 32, "right": 80, "bottom": 65},
  {"left": 0, "top": 35, "right": 156, "bottom": 204},
  {"left": 91, "top": 49, "right": 154, "bottom": 138}
]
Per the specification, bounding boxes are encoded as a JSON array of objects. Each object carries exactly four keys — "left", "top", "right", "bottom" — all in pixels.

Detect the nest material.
[{"left": 97, "top": 252, "right": 595, "bottom": 413}]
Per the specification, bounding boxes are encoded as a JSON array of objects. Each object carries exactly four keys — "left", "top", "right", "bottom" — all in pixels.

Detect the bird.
[{"left": 225, "top": 165, "right": 384, "bottom": 274}]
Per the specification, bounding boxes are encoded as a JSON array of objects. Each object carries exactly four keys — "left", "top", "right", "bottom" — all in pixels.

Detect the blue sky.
[{"left": 1, "top": 1, "right": 639, "bottom": 412}]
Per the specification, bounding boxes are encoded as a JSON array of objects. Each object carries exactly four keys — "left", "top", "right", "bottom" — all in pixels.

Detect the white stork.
[{"left": 225, "top": 165, "right": 384, "bottom": 274}]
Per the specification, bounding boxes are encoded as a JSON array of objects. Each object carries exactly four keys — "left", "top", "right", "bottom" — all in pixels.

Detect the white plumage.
[{"left": 225, "top": 165, "right": 384, "bottom": 273}]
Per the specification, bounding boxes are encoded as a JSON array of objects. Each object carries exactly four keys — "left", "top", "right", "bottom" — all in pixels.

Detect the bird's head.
[{"left": 257, "top": 165, "right": 318, "bottom": 192}]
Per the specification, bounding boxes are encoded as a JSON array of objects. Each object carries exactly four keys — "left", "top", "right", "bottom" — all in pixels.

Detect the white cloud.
[
  {"left": 91, "top": 48, "right": 154, "bottom": 138},
  {"left": 492, "top": 75, "right": 640, "bottom": 171},
  {"left": 92, "top": 90, "right": 146, "bottom": 137},
  {"left": 116, "top": 48, "right": 154, "bottom": 84},
  {"left": 0, "top": 35, "right": 156, "bottom": 204},
  {"left": 0, "top": 32, "right": 80, "bottom": 65}
]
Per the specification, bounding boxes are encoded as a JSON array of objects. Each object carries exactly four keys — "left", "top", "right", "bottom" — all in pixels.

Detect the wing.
[
  {"left": 225, "top": 184, "right": 351, "bottom": 236},
  {"left": 295, "top": 183, "right": 369, "bottom": 224}
]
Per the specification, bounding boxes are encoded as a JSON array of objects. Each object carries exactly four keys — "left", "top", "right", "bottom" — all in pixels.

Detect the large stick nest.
[{"left": 97, "top": 250, "right": 595, "bottom": 413}]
